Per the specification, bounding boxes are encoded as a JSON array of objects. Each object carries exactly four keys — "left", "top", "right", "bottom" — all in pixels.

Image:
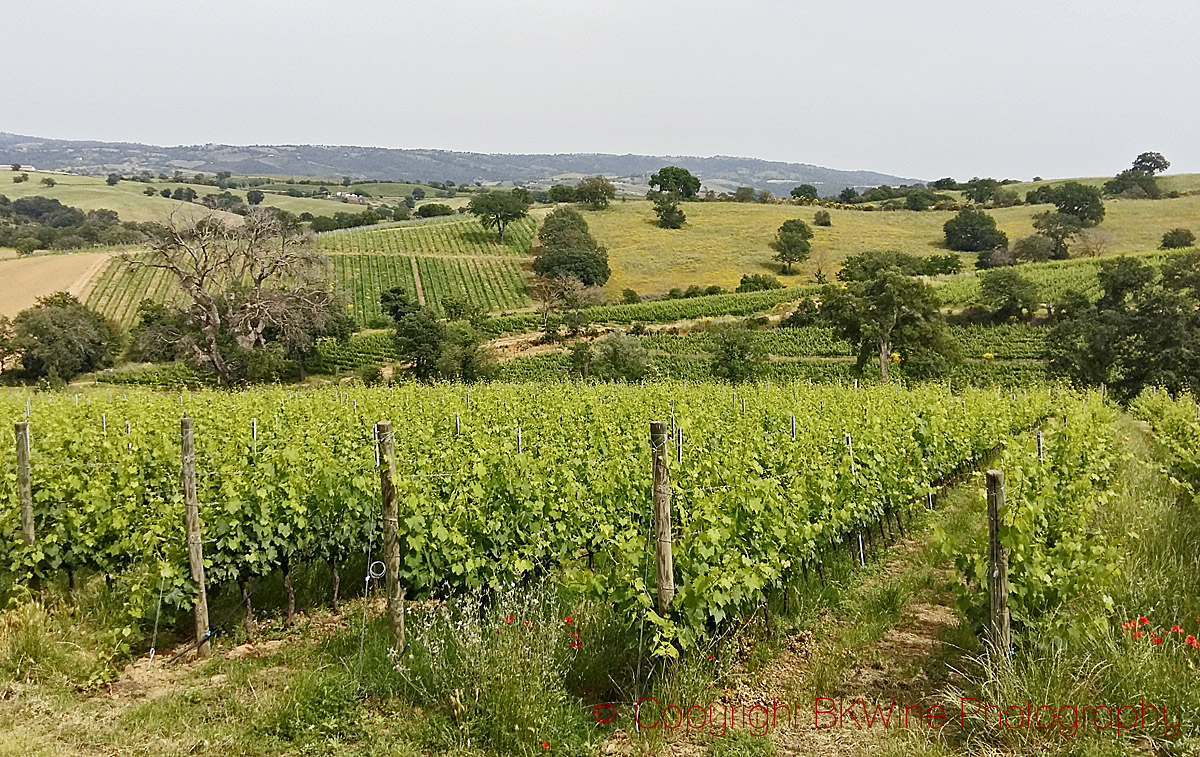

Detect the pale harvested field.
[{"left": 0, "top": 251, "right": 114, "bottom": 317}]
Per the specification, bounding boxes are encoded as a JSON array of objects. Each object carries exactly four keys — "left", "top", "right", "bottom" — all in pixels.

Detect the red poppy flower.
[
  {"left": 1187, "top": 635, "right": 1198, "bottom": 647},
  {"left": 1153, "top": 637, "right": 1164, "bottom": 645},
  {"left": 1138, "top": 616, "right": 1149, "bottom": 625},
  {"left": 1133, "top": 631, "right": 1144, "bottom": 639},
  {"left": 564, "top": 616, "right": 574, "bottom": 623},
  {"left": 1171, "top": 625, "right": 1185, "bottom": 633},
  {"left": 1121, "top": 621, "right": 1136, "bottom": 630},
  {"left": 524, "top": 620, "right": 531, "bottom": 626},
  {"left": 505, "top": 616, "right": 514, "bottom": 623},
  {"left": 541, "top": 741, "right": 549, "bottom": 749}
]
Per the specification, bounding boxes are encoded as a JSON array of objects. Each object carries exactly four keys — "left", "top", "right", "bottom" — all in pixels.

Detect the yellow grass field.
[
  {"left": 0, "top": 251, "right": 114, "bottom": 318},
  {"left": 1, "top": 170, "right": 358, "bottom": 223},
  {"left": 588, "top": 194, "right": 1200, "bottom": 296}
]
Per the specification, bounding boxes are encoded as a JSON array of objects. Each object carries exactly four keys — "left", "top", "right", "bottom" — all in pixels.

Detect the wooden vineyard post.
[
  {"left": 377, "top": 421, "right": 405, "bottom": 655},
  {"left": 1036, "top": 430, "right": 1044, "bottom": 463},
  {"left": 986, "top": 470, "right": 1011, "bottom": 658},
  {"left": 180, "top": 417, "right": 210, "bottom": 657},
  {"left": 15, "top": 421, "right": 37, "bottom": 591},
  {"left": 651, "top": 421, "right": 674, "bottom": 614}
]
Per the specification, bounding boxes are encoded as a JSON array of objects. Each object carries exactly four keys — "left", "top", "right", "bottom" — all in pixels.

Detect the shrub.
[
  {"left": 621, "top": 288, "right": 640, "bottom": 305},
  {"left": 415, "top": 203, "right": 455, "bottom": 218},
  {"left": 736, "top": 274, "right": 784, "bottom": 293},
  {"left": 14, "top": 237, "right": 40, "bottom": 255},
  {"left": 813, "top": 209, "right": 832, "bottom": 226},
  {"left": 1161, "top": 228, "right": 1196, "bottom": 249}
]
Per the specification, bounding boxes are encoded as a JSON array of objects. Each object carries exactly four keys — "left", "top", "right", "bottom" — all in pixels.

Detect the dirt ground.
[{"left": 0, "top": 251, "right": 113, "bottom": 317}]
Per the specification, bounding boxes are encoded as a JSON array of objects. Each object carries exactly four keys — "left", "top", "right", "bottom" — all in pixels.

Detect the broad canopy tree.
[
  {"left": 467, "top": 189, "right": 531, "bottom": 243},
  {"left": 822, "top": 251, "right": 957, "bottom": 382},
  {"left": 648, "top": 166, "right": 700, "bottom": 199},
  {"left": 771, "top": 219, "right": 813, "bottom": 274}
]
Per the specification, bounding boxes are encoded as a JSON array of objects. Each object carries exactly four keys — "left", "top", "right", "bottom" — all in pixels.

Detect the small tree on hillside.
[
  {"left": 246, "top": 189, "right": 265, "bottom": 205},
  {"left": 814, "top": 209, "right": 832, "bottom": 227},
  {"left": 710, "top": 327, "right": 767, "bottom": 383},
  {"left": 944, "top": 208, "right": 1008, "bottom": 252},
  {"left": 771, "top": 219, "right": 813, "bottom": 274},
  {"left": 1132, "top": 152, "right": 1170, "bottom": 175},
  {"left": 574, "top": 176, "right": 617, "bottom": 209},
  {"left": 106, "top": 173, "right": 121, "bottom": 186},
  {"left": 648, "top": 166, "right": 700, "bottom": 199},
  {"left": 649, "top": 191, "right": 686, "bottom": 229},
  {"left": 790, "top": 184, "right": 818, "bottom": 201},
  {"left": 13, "top": 293, "right": 118, "bottom": 382},
  {"left": 1032, "top": 211, "right": 1083, "bottom": 259},
  {"left": 1161, "top": 228, "right": 1196, "bottom": 249},
  {"left": 1050, "top": 182, "right": 1105, "bottom": 226},
  {"left": 467, "top": 189, "right": 531, "bottom": 243}
]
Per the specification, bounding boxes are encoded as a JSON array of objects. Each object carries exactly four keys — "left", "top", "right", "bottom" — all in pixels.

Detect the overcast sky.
[{"left": 7, "top": 1, "right": 1198, "bottom": 181}]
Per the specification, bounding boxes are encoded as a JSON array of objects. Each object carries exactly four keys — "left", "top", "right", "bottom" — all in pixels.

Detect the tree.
[
  {"left": 9, "top": 164, "right": 19, "bottom": 172},
  {"left": 962, "top": 178, "right": 1000, "bottom": 204},
  {"left": 548, "top": 184, "right": 576, "bottom": 203},
  {"left": 12, "top": 173, "right": 28, "bottom": 183},
  {"left": 415, "top": 203, "right": 455, "bottom": 218},
  {"left": 1012, "top": 234, "right": 1056, "bottom": 263},
  {"left": 1104, "top": 169, "right": 1160, "bottom": 199},
  {"left": 930, "top": 178, "right": 958, "bottom": 190},
  {"left": 410, "top": 188, "right": 426, "bottom": 200},
  {"left": 1032, "top": 211, "right": 1082, "bottom": 259},
  {"left": 1161, "top": 228, "right": 1196, "bottom": 249},
  {"left": 106, "top": 173, "right": 121, "bottom": 186},
  {"left": 574, "top": 176, "right": 617, "bottom": 209},
  {"left": 813, "top": 209, "right": 832, "bottom": 227},
  {"left": 130, "top": 209, "right": 339, "bottom": 385},
  {"left": 13, "top": 293, "right": 117, "bottom": 382},
  {"left": 246, "top": 189, "right": 265, "bottom": 206},
  {"left": 467, "top": 189, "right": 531, "bottom": 243},
  {"left": 649, "top": 191, "right": 686, "bottom": 229},
  {"left": 1051, "top": 182, "right": 1105, "bottom": 226},
  {"left": 732, "top": 187, "right": 756, "bottom": 203},
  {"left": 736, "top": 274, "right": 783, "bottom": 292},
  {"left": 592, "top": 333, "right": 650, "bottom": 381},
  {"left": 1047, "top": 253, "right": 1200, "bottom": 400},
  {"left": 40, "top": 177, "right": 56, "bottom": 187},
  {"left": 943, "top": 209, "right": 1008, "bottom": 252},
  {"left": 1132, "top": 152, "right": 1170, "bottom": 175},
  {"left": 14, "top": 237, "right": 40, "bottom": 255},
  {"left": 771, "top": 219, "right": 813, "bottom": 273},
  {"left": 979, "top": 268, "right": 1038, "bottom": 322},
  {"left": 710, "top": 327, "right": 766, "bottom": 383},
  {"left": 569, "top": 340, "right": 593, "bottom": 378},
  {"left": 757, "top": 189, "right": 774, "bottom": 203},
  {"left": 648, "top": 166, "right": 700, "bottom": 199},
  {"left": 823, "top": 251, "right": 956, "bottom": 382},
  {"left": 393, "top": 310, "right": 443, "bottom": 382},
  {"left": 791, "top": 184, "right": 818, "bottom": 201},
  {"left": 905, "top": 189, "right": 936, "bottom": 211},
  {"left": 838, "top": 187, "right": 859, "bottom": 203},
  {"left": 533, "top": 207, "right": 610, "bottom": 286},
  {"left": 380, "top": 286, "right": 420, "bottom": 322},
  {"left": 621, "top": 289, "right": 640, "bottom": 304}
]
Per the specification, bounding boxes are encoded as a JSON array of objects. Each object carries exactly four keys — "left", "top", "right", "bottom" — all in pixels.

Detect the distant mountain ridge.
[{"left": 0, "top": 132, "right": 921, "bottom": 194}]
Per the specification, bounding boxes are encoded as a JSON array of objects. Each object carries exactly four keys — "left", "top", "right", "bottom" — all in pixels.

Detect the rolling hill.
[{"left": 0, "top": 132, "right": 918, "bottom": 195}]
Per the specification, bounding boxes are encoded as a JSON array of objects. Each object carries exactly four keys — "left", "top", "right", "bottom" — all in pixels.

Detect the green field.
[
  {"left": 585, "top": 192, "right": 1200, "bottom": 297},
  {"left": 318, "top": 215, "right": 536, "bottom": 256}
]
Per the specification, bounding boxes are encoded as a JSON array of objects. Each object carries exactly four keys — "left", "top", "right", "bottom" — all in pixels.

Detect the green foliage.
[
  {"left": 591, "top": 333, "right": 649, "bottom": 381},
  {"left": 1047, "top": 253, "right": 1200, "bottom": 400},
  {"left": 414, "top": 203, "right": 455, "bottom": 218},
  {"left": 813, "top": 209, "right": 831, "bottom": 227},
  {"left": 771, "top": 219, "right": 813, "bottom": 274},
  {"left": 1032, "top": 211, "right": 1082, "bottom": 260},
  {"left": 648, "top": 166, "right": 700, "bottom": 199},
  {"left": 533, "top": 207, "right": 610, "bottom": 286},
  {"left": 620, "top": 288, "right": 640, "bottom": 305},
  {"left": 1132, "top": 151, "right": 1170, "bottom": 175},
  {"left": 466, "top": 189, "right": 531, "bottom": 243},
  {"left": 823, "top": 251, "right": 957, "bottom": 381},
  {"left": 950, "top": 397, "right": 1120, "bottom": 645},
  {"left": 649, "top": 191, "right": 686, "bottom": 229},
  {"left": 1049, "top": 181, "right": 1105, "bottom": 226},
  {"left": 736, "top": 274, "right": 783, "bottom": 293},
  {"left": 1161, "top": 228, "right": 1195, "bottom": 249},
  {"left": 979, "top": 268, "right": 1038, "bottom": 322},
  {"left": 790, "top": 184, "right": 818, "bottom": 201},
  {"left": 13, "top": 293, "right": 118, "bottom": 381},
  {"left": 1012, "top": 234, "right": 1055, "bottom": 263},
  {"left": 944, "top": 209, "right": 1008, "bottom": 253},
  {"left": 709, "top": 327, "right": 767, "bottom": 383},
  {"left": 574, "top": 175, "right": 617, "bottom": 209}
]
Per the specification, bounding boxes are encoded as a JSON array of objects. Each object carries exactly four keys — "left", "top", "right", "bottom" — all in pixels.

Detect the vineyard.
[
  {"left": 317, "top": 216, "right": 537, "bottom": 257},
  {"left": 332, "top": 254, "right": 530, "bottom": 324},
  {"left": 84, "top": 254, "right": 185, "bottom": 328},
  {"left": 0, "top": 383, "right": 1057, "bottom": 649}
]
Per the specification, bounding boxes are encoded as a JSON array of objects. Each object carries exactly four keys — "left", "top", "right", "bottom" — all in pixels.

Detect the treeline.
[{"left": 0, "top": 195, "right": 145, "bottom": 253}]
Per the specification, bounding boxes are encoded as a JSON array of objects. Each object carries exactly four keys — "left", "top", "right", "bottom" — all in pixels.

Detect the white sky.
[{"left": 6, "top": 0, "right": 1199, "bottom": 181}]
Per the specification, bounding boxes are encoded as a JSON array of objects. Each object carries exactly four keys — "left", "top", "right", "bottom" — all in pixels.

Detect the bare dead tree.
[{"left": 126, "top": 208, "right": 332, "bottom": 384}]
